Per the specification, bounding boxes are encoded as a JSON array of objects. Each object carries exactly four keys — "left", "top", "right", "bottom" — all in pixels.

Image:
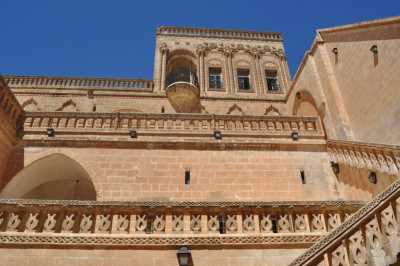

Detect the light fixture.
[
  {"left": 370, "top": 45, "right": 378, "bottom": 54},
  {"left": 177, "top": 246, "right": 191, "bottom": 266},
  {"left": 291, "top": 131, "right": 299, "bottom": 141},
  {"left": 332, "top": 47, "right": 338, "bottom": 54},
  {"left": 368, "top": 172, "right": 377, "bottom": 184},
  {"left": 213, "top": 130, "right": 222, "bottom": 140},
  {"left": 331, "top": 162, "right": 340, "bottom": 176},
  {"left": 129, "top": 129, "right": 137, "bottom": 138},
  {"left": 47, "top": 128, "right": 55, "bottom": 137}
]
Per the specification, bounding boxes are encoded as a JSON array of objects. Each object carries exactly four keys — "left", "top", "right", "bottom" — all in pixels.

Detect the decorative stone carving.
[
  {"left": 62, "top": 214, "right": 75, "bottom": 233},
  {"left": 294, "top": 214, "right": 308, "bottom": 232},
  {"left": 153, "top": 215, "right": 165, "bottom": 233},
  {"left": 190, "top": 215, "right": 201, "bottom": 233},
  {"left": 43, "top": 214, "right": 57, "bottom": 233},
  {"left": 310, "top": 214, "right": 325, "bottom": 232},
  {"left": 278, "top": 214, "right": 292, "bottom": 233},
  {"left": 135, "top": 215, "right": 147, "bottom": 233},
  {"left": 348, "top": 230, "right": 367, "bottom": 265},
  {"left": 243, "top": 215, "right": 256, "bottom": 232},
  {"left": 172, "top": 215, "right": 184, "bottom": 233},
  {"left": 327, "top": 213, "right": 340, "bottom": 231},
  {"left": 7, "top": 213, "right": 21, "bottom": 231},
  {"left": 95, "top": 214, "right": 111, "bottom": 233},
  {"left": 25, "top": 213, "right": 39, "bottom": 232},
  {"left": 80, "top": 214, "right": 93, "bottom": 233},
  {"left": 113, "top": 215, "right": 129, "bottom": 234},
  {"left": 207, "top": 215, "right": 219, "bottom": 233},
  {"left": 260, "top": 215, "right": 273, "bottom": 233},
  {"left": 225, "top": 215, "right": 238, "bottom": 233}
]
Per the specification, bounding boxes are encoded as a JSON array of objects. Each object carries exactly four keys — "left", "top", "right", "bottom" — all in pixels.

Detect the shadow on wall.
[{"left": 0, "top": 153, "right": 96, "bottom": 200}]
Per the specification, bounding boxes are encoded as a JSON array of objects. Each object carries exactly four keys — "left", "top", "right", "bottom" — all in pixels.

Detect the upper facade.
[
  {"left": 4, "top": 26, "right": 291, "bottom": 116},
  {"left": 153, "top": 27, "right": 290, "bottom": 104}
]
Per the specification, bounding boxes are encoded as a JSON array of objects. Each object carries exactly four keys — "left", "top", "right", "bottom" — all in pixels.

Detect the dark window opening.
[
  {"left": 237, "top": 69, "right": 250, "bottom": 90},
  {"left": 218, "top": 215, "right": 225, "bottom": 234},
  {"left": 185, "top": 169, "right": 191, "bottom": 185},
  {"left": 265, "top": 70, "right": 280, "bottom": 92},
  {"left": 271, "top": 217, "right": 278, "bottom": 233},
  {"left": 209, "top": 68, "right": 223, "bottom": 89},
  {"left": 300, "top": 170, "right": 306, "bottom": 184}
]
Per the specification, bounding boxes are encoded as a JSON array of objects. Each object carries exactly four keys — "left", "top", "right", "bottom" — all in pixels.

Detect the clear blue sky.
[{"left": 1, "top": 0, "right": 399, "bottom": 79}]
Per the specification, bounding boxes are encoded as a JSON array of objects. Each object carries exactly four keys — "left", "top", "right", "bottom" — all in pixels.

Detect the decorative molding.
[
  {"left": 4, "top": 76, "right": 154, "bottom": 91},
  {"left": 157, "top": 26, "right": 282, "bottom": 42},
  {"left": 22, "top": 112, "right": 325, "bottom": 144},
  {"left": 327, "top": 140, "right": 400, "bottom": 175}
]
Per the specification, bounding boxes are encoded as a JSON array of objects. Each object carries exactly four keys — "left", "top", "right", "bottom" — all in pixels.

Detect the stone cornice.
[
  {"left": 327, "top": 139, "right": 400, "bottom": 175},
  {"left": 4, "top": 75, "right": 154, "bottom": 92},
  {"left": 0, "top": 199, "right": 365, "bottom": 209},
  {"left": 157, "top": 26, "right": 283, "bottom": 42}
]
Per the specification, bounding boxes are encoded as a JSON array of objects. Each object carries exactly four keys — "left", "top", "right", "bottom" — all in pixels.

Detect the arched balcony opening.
[
  {"left": 165, "top": 51, "right": 201, "bottom": 113},
  {"left": 0, "top": 153, "right": 96, "bottom": 201}
]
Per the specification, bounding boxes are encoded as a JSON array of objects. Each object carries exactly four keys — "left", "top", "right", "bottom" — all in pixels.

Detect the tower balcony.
[{"left": 165, "top": 70, "right": 201, "bottom": 113}]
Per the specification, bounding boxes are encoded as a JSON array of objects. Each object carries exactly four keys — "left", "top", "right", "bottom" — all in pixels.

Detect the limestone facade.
[{"left": 0, "top": 17, "right": 399, "bottom": 266}]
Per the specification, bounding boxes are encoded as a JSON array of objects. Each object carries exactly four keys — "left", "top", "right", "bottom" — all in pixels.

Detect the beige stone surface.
[
  {"left": 3, "top": 147, "right": 340, "bottom": 201},
  {"left": 0, "top": 248, "right": 305, "bottom": 266}
]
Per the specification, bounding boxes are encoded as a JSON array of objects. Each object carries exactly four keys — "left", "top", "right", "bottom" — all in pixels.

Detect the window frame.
[
  {"left": 265, "top": 69, "right": 282, "bottom": 93},
  {"left": 237, "top": 68, "right": 252, "bottom": 92},
  {"left": 208, "top": 67, "right": 224, "bottom": 91}
]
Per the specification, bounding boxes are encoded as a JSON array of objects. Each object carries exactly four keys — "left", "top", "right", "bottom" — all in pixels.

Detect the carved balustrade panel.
[
  {"left": 22, "top": 112, "right": 324, "bottom": 139},
  {"left": 0, "top": 200, "right": 361, "bottom": 248},
  {"left": 289, "top": 177, "right": 400, "bottom": 266}
]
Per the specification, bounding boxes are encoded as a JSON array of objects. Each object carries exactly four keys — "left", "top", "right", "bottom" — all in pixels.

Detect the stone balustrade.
[
  {"left": 23, "top": 112, "right": 324, "bottom": 138},
  {"left": 0, "top": 200, "right": 362, "bottom": 248},
  {"left": 290, "top": 177, "right": 400, "bottom": 266},
  {"left": 4, "top": 75, "right": 154, "bottom": 91},
  {"left": 327, "top": 140, "right": 400, "bottom": 175}
]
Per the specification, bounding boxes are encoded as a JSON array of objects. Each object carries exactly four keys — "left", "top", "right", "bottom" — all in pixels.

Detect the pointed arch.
[
  {"left": 264, "top": 105, "right": 281, "bottom": 116},
  {"left": 21, "top": 98, "right": 40, "bottom": 111},
  {"left": 292, "top": 90, "right": 320, "bottom": 117},
  {"left": 56, "top": 99, "right": 78, "bottom": 112},
  {"left": 0, "top": 153, "right": 96, "bottom": 200},
  {"left": 227, "top": 104, "right": 245, "bottom": 115}
]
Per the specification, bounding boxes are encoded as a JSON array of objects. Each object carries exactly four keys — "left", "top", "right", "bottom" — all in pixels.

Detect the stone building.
[{"left": 0, "top": 16, "right": 399, "bottom": 266}]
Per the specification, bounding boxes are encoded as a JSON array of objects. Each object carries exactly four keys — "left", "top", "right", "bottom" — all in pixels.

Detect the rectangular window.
[
  {"left": 208, "top": 67, "right": 223, "bottom": 89},
  {"left": 265, "top": 70, "right": 280, "bottom": 92},
  {"left": 237, "top": 69, "right": 250, "bottom": 91}
]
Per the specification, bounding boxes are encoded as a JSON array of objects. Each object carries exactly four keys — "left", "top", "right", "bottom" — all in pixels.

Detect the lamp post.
[{"left": 177, "top": 246, "right": 191, "bottom": 266}]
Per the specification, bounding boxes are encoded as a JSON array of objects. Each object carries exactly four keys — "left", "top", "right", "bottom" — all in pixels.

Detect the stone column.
[
  {"left": 224, "top": 48, "right": 235, "bottom": 95},
  {"left": 159, "top": 43, "right": 168, "bottom": 92},
  {"left": 250, "top": 51, "right": 264, "bottom": 96},
  {"left": 196, "top": 46, "right": 206, "bottom": 95}
]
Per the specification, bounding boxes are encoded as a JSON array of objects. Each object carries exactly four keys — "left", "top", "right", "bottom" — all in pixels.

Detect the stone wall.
[
  {"left": 288, "top": 18, "right": 400, "bottom": 145},
  {"left": 0, "top": 78, "right": 23, "bottom": 185},
  {"left": 0, "top": 248, "right": 305, "bottom": 266},
  {"left": 4, "top": 146, "right": 341, "bottom": 202}
]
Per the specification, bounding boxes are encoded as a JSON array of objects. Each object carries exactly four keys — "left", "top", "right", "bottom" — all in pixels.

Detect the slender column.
[
  {"left": 159, "top": 44, "right": 168, "bottom": 92},
  {"left": 256, "top": 54, "right": 266, "bottom": 95},
  {"left": 197, "top": 50, "right": 206, "bottom": 95},
  {"left": 225, "top": 49, "right": 235, "bottom": 94},
  {"left": 223, "top": 52, "right": 231, "bottom": 93}
]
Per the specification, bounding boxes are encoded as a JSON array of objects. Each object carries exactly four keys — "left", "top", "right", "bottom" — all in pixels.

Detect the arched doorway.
[{"left": 0, "top": 153, "right": 96, "bottom": 200}]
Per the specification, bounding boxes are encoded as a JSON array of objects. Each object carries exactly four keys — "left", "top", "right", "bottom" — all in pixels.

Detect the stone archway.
[{"left": 0, "top": 153, "right": 96, "bottom": 200}]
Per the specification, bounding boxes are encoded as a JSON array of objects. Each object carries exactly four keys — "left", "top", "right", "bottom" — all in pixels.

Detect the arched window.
[{"left": 0, "top": 154, "right": 96, "bottom": 200}]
